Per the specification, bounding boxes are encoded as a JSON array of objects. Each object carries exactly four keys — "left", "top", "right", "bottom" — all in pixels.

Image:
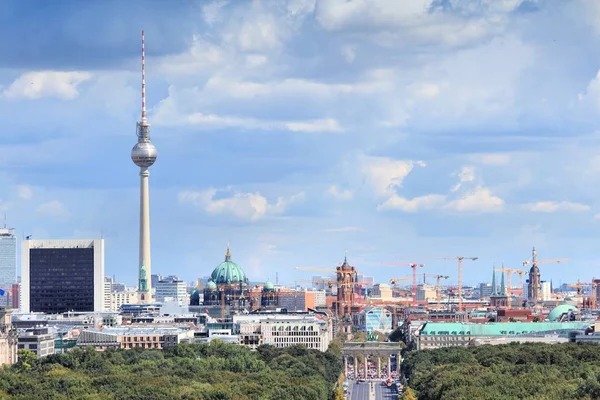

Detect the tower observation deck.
[{"left": 131, "top": 30, "right": 157, "bottom": 303}]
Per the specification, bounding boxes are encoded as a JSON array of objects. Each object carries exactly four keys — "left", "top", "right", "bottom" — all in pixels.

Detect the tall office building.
[
  {"left": 20, "top": 239, "right": 105, "bottom": 313},
  {"left": 155, "top": 276, "right": 186, "bottom": 303},
  {"left": 0, "top": 224, "right": 17, "bottom": 290}
]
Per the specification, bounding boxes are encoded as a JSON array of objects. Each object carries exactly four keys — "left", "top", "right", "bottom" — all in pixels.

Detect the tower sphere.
[{"left": 131, "top": 141, "right": 157, "bottom": 168}]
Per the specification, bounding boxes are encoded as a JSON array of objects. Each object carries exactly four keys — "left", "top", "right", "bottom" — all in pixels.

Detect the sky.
[{"left": 3, "top": 0, "right": 600, "bottom": 288}]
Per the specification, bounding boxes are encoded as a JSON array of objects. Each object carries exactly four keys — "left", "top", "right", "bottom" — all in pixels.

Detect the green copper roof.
[
  {"left": 546, "top": 304, "right": 577, "bottom": 322},
  {"left": 210, "top": 246, "right": 248, "bottom": 285},
  {"left": 420, "top": 321, "right": 589, "bottom": 336},
  {"left": 206, "top": 280, "right": 217, "bottom": 290},
  {"left": 264, "top": 281, "right": 274, "bottom": 290}
]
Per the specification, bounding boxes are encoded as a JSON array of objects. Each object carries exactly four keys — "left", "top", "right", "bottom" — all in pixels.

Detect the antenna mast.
[{"left": 141, "top": 30, "right": 147, "bottom": 124}]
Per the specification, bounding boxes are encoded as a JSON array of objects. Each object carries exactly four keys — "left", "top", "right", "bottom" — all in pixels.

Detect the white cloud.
[
  {"left": 314, "top": 0, "right": 520, "bottom": 48},
  {"left": 359, "top": 155, "right": 426, "bottom": 198},
  {"left": 285, "top": 118, "right": 343, "bottom": 133},
  {"left": 523, "top": 201, "right": 590, "bottom": 213},
  {"left": 472, "top": 153, "right": 512, "bottom": 166},
  {"left": 36, "top": 200, "right": 70, "bottom": 220},
  {"left": 445, "top": 187, "right": 504, "bottom": 213},
  {"left": 378, "top": 194, "right": 446, "bottom": 212},
  {"left": 3, "top": 71, "right": 91, "bottom": 100},
  {"left": 324, "top": 226, "right": 360, "bottom": 233},
  {"left": 238, "top": 13, "right": 283, "bottom": 52},
  {"left": 15, "top": 185, "right": 33, "bottom": 200},
  {"left": 409, "top": 82, "right": 440, "bottom": 99},
  {"left": 327, "top": 185, "right": 353, "bottom": 200},
  {"left": 203, "top": 0, "right": 229, "bottom": 26},
  {"left": 451, "top": 166, "right": 476, "bottom": 192},
  {"left": 178, "top": 188, "right": 305, "bottom": 221},
  {"left": 153, "top": 101, "right": 343, "bottom": 133}
]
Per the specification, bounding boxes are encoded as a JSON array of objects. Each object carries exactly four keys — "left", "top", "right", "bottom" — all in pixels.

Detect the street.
[{"left": 349, "top": 381, "right": 398, "bottom": 400}]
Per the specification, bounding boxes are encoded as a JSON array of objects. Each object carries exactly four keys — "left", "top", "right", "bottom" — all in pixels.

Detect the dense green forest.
[
  {"left": 401, "top": 342, "right": 600, "bottom": 400},
  {"left": 0, "top": 341, "right": 343, "bottom": 400}
]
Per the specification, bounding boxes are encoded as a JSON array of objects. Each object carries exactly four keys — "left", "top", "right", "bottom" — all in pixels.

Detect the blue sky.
[{"left": 3, "top": 0, "right": 600, "bottom": 288}]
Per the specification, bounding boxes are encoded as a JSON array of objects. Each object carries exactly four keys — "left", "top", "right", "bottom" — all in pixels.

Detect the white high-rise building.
[
  {"left": 21, "top": 239, "right": 105, "bottom": 313},
  {"left": 0, "top": 226, "right": 17, "bottom": 290},
  {"left": 541, "top": 281, "right": 552, "bottom": 301},
  {"left": 155, "top": 277, "right": 187, "bottom": 304},
  {"left": 103, "top": 277, "right": 113, "bottom": 312}
]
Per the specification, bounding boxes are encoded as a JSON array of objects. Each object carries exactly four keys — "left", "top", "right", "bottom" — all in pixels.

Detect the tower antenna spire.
[{"left": 141, "top": 30, "right": 147, "bottom": 124}]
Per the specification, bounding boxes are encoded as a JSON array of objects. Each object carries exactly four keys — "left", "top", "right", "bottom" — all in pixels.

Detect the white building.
[
  {"left": 541, "top": 281, "right": 552, "bottom": 301},
  {"left": 20, "top": 239, "right": 105, "bottom": 313},
  {"left": 155, "top": 277, "right": 187, "bottom": 304},
  {"left": 234, "top": 313, "right": 332, "bottom": 352},
  {"left": 0, "top": 227, "right": 17, "bottom": 305},
  {"left": 110, "top": 290, "right": 138, "bottom": 312},
  {"left": 103, "top": 277, "right": 112, "bottom": 312}
]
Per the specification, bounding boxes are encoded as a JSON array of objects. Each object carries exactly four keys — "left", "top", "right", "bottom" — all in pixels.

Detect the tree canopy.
[
  {"left": 401, "top": 342, "right": 600, "bottom": 400},
  {"left": 0, "top": 341, "right": 342, "bottom": 400}
]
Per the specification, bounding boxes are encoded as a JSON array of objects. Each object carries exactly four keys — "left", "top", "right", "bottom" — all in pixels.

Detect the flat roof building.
[{"left": 20, "top": 239, "right": 105, "bottom": 313}]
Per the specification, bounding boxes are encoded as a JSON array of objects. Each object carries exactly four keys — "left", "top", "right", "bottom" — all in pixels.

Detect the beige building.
[
  {"left": 371, "top": 284, "right": 393, "bottom": 301},
  {"left": 416, "top": 284, "right": 436, "bottom": 302},
  {"left": 76, "top": 327, "right": 191, "bottom": 351},
  {"left": 235, "top": 313, "right": 332, "bottom": 352},
  {"left": 110, "top": 291, "right": 138, "bottom": 312},
  {"left": 0, "top": 309, "right": 17, "bottom": 365}
]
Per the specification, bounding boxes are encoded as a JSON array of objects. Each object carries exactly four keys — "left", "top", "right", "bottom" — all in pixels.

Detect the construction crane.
[
  {"left": 295, "top": 257, "right": 361, "bottom": 316},
  {"left": 494, "top": 267, "right": 527, "bottom": 309},
  {"left": 388, "top": 277, "right": 412, "bottom": 299},
  {"left": 382, "top": 262, "right": 424, "bottom": 307},
  {"left": 442, "top": 256, "right": 478, "bottom": 312},
  {"left": 567, "top": 280, "right": 598, "bottom": 310},
  {"left": 423, "top": 274, "right": 450, "bottom": 310},
  {"left": 522, "top": 247, "right": 568, "bottom": 303}
]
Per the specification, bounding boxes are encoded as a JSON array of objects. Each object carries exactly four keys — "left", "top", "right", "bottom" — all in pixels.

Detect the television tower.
[{"left": 131, "top": 30, "right": 157, "bottom": 302}]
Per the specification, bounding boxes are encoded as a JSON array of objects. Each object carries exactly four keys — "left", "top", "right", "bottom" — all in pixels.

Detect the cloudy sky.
[{"left": 3, "top": 0, "right": 600, "bottom": 288}]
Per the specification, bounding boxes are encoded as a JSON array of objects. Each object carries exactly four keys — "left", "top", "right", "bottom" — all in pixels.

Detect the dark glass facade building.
[{"left": 29, "top": 247, "right": 95, "bottom": 313}]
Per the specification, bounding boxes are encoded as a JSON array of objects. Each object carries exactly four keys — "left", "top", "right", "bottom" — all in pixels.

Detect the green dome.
[
  {"left": 547, "top": 304, "right": 577, "bottom": 321},
  {"left": 264, "top": 281, "right": 274, "bottom": 290},
  {"left": 210, "top": 246, "right": 248, "bottom": 285},
  {"left": 206, "top": 281, "right": 217, "bottom": 290}
]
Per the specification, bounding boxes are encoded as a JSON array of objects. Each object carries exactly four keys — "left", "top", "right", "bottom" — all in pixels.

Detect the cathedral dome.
[
  {"left": 210, "top": 246, "right": 248, "bottom": 285},
  {"left": 206, "top": 281, "right": 217, "bottom": 291},
  {"left": 263, "top": 281, "right": 274, "bottom": 291}
]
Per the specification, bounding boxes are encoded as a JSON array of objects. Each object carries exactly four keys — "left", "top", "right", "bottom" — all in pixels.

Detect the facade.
[
  {"left": 103, "top": 277, "right": 112, "bottom": 312},
  {"left": 202, "top": 246, "right": 249, "bottom": 308},
  {"left": 235, "top": 313, "right": 332, "bottom": 352},
  {"left": 76, "top": 327, "right": 191, "bottom": 351},
  {"left": 416, "top": 284, "right": 436, "bottom": 302},
  {"left": 20, "top": 239, "right": 105, "bottom": 313},
  {"left": 110, "top": 290, "right": 138, "bottom": 312},
  {"left": 0, "top": 227, "right": 17, "bottom": 303},
  {"left": 155, "top": 277, "right": 187, "bottom": 303},
  {"left": 354, "top": 307, "right": 393, "bottom": 333},
  {"left": 490, "top": 271, "right": 509, "bottom": 308},
  {"left": 415, "top": 320, "right": 590, "bottom": 350},
  {"left": 17, "top": 327, "right": 55, "bottom": 358},
  {"left": 0, "top": 308, "right": 17, "bottom": 365},
  {"left": 260, "top": 282, "right": 277, "bottom": 307}
]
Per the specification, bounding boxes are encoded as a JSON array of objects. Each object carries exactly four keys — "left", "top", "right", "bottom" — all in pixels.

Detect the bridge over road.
[{"left": 342, "top": 342, "right": 403, "bottom": 380}]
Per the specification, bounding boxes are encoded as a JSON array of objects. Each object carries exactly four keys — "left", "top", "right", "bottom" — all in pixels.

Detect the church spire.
[
  {"left": 225, "top": 242, "right": 231, "bottom": 261},
  {"left": 491, "top": 265, "right": 497, "bottom": 296},
  {"left": 500, "top": 268, "right": 506, "bottom": 296}
]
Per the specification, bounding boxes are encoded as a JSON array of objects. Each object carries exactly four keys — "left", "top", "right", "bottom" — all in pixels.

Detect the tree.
[
  {"left": 402, "top": 387, "right": 417, "bottom": 400},
  {"left": 16, "top": 349, "right": 37, "bottom": 371}
]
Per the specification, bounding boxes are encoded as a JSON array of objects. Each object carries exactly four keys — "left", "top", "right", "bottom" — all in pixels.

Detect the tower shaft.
[{"left": 138, "top": 167, "right": 152, "bottom": 301}]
